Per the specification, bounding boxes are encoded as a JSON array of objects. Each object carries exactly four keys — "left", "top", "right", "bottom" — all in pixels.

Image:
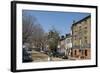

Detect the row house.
[{"left": 58, "top": 34, "right": 72, "bottom": 57}]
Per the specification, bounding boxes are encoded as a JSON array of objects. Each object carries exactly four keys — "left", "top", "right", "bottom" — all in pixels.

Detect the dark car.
[{"left": 23, "top": 48, "right": 33, "bottom": 63}]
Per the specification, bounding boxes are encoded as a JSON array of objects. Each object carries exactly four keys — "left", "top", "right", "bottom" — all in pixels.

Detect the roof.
[
  {"left": 60, "top": 33, "right": 72, "bottom": 41},
  {"left": 65, "top": 33, "right": 72, "bottom": 38},
  {"left": 71, "top": 15, "right": 91, "bottom": 28}
]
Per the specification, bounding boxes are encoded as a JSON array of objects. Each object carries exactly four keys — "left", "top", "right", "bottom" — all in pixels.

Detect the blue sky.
[{"left": 23, "top": 10, "right": 90, "bottom": 36}]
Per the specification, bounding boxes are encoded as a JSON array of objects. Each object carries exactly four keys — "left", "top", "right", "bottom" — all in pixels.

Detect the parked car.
[{"left": 23, "top": 48, "right": 33, "bottom": 62}]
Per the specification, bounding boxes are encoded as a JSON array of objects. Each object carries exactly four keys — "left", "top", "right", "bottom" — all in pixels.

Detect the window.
[
  {"left": 84, "top": 27, "right": 87, "bottom": 29},
  {"left": 84, "top": 30, "right": 87, "bottom": 34},
  {"left": 85, "top": 50, "right": 88, "bottom": 56},
  {"left": 74, "top": 30, "right": 77, "bottom": 33},
  {"left": 71, "top": 51, "right": 73, "bottom": 57},
  {"left": 85, "top": 40, "right": 88, "bottom": 44},
  {"left": 74, "top": 35, "right": 77, "bottom": 40},
  {"left": 79, "top": 26, "right": 81, "bottom": 28},
  {"left": 84, "top": 19, "right": 87, "bottom": 24},
  {"left": 75, "top": 50, "right": 77, "bottom": 55},
  {"left": 67, "top": 39, "right": 70, "bottom": 43},
  {"left": 84, "top": 36, "right": 87, "bottom": 39},
  {"left": 79, "top": 26, "right": 81, "bottom": 32},
  {"left": 79, "top": 26, "right": 81, "bottom": 29}
]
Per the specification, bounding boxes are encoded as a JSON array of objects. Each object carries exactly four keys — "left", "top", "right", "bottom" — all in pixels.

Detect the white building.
[
  {"left": 58, "top": 34, "right": 72, "bottom": 57},
  {"left": 64, "top": 35, "right": 72, "bottom": 57}
]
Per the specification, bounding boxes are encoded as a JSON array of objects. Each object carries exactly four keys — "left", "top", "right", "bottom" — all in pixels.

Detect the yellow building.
[{"left": 71, "top": 15, "right": 91, "bottom": 59}]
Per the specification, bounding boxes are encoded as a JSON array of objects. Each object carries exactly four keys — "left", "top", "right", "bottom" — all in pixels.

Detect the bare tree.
[
  {"left": 22, "top": 12, "right": 37, "bottom": 44},
  {"left": 32, "top": 23, "right": 45, "bottom": 48},
  {"left": 22, "top": 11, "right": 46, "bottom": 49}
]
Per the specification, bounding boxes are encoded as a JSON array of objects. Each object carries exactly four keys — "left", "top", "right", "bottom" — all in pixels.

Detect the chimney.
[
  {"left": 61, "top": 35, "right": 64, "bottom": 40},
  {"left": 73, "top": 20, "right": 76, "bottom": 24}
]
